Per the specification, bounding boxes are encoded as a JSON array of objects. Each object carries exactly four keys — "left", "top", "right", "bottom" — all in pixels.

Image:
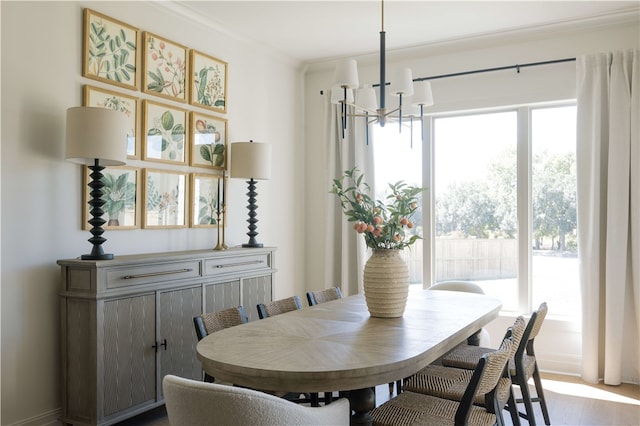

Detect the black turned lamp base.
[
  {"left": 243, "top": 178, "right": 263, "bottom": 248},
  {"left": 82, "top": 159, "right": 114, "bottom": 261},
  {"left": 81, "top": 253, "right": 114, "bottom": 261},
  {"left": 242, "top": 242, "right": 264, "bottom": 248}
]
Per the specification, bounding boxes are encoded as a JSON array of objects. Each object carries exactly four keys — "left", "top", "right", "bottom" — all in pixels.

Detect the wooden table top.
[{"left": 196, "top": 289, "right": 502, "bottom": 393}]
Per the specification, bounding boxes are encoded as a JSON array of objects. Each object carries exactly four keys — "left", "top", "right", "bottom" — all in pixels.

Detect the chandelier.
[{"left": 332, "top": 0, "right": 434, "bottom": 142}]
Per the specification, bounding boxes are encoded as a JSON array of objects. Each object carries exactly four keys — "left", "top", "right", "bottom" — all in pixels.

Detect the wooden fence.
[{"left": 400, "top": 238, "right": 518, "bottom": 283}]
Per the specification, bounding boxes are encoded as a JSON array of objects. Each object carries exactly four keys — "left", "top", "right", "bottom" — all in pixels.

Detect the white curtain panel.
[
  {"left": 576, "top": 50, "right": 640, "bottom": 385},
  {"left": 324, "top": 94, "right": 375, "bottom": 297}
]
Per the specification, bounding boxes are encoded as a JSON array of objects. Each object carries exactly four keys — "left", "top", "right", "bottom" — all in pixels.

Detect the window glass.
[
  {"left": 433, "top": 111, "right": 518, "bottom": 311},
  {"left": 531, "top": 106, "right": 579, "bottom": 317}
]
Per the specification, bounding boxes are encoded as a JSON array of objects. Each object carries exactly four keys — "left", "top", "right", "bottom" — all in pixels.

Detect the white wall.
[
  {"left": 303, "top": 16, "right": 639, "bottom": 378},
  {"left": 0, "top": 2, "right": 304, "bottom": 424}
]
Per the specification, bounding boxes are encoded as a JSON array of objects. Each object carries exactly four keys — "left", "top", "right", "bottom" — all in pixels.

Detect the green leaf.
[
  {"left": 160, "top": 111, "right": 174, "bottom": 130},
  {"left": 200, "top": 145, "right": 212, "bottom": 162},
  {"left": 213, "top": 144, "right": 224, "bottom": 154}
]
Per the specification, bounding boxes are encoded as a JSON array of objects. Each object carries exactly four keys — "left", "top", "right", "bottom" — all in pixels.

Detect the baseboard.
[{"left": 6, "top": 408, "right": 62, "bottom": 426}]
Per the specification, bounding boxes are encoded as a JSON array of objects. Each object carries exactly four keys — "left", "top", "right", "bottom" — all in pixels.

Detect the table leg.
[{"left": 347, "top": 387, "right": 376, "bottom": 426}]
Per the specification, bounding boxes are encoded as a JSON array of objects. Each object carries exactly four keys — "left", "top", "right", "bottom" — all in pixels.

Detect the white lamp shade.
[
  {"left": 331, "top": 86, "right": 354, "bottom": 104},
  {"left": 65, "top": 107, "right": 128, "bottom": 166},
  {"left": 230, "top": 141, "right": 272, "bottom": 180},
  {"left": 355, "top": 85, "right": 378, "bottom": 112},
  {"left": 411, "top": 81, "right": 434, "bottom": 107},
  {"left": 333, "top": 59, "right": 359, "bottom": 89},
  {"left": 390, "top": 68, "right": 414, "bottom": 96}
]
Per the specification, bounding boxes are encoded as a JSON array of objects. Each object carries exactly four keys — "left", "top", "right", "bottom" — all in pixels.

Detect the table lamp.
[
  {"left": 66, "top": 106, "right": 128, "bottom": 260},
  {"left": 230, "top": 140, "right": 271, "bottom": 248}
]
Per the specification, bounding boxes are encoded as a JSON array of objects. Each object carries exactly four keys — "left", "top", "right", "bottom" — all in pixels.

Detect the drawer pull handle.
[
  {"left": 215, "top": 260, "right": 264, "bottom": 268},
  {"left": 122, "top": 268, "right": 193, "bottom": 279}
]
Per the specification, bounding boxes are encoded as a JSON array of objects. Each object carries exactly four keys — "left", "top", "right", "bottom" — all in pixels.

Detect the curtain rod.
[{"left": 372, "top": 57, "right": 576, "bottom": 87}]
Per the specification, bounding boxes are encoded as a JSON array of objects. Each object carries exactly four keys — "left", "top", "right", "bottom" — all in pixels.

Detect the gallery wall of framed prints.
[{"left": 80, "top": 8, "right": 229, "bottom": 230}]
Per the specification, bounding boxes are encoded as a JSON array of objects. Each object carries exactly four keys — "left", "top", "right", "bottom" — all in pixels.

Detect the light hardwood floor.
[{"left": 117, "top": 373, "right": 639, "bottom": 426}]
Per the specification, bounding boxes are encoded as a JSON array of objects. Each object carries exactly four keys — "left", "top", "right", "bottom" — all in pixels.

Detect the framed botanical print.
[
  {"left": 142, "top": 32, "right": 188, "bottom": 102},
  {"left": 83, "top": 9, "right": 139, "bottom": 90},
  {"left": 142, "top": 100, "right": 188, "bottom": 165},
  {"left": 83, "top": 166, "right": 140, "bottom": 230},
  {"left": 143, "top": 169, "right": 188, "bottom": 229},
  {"left": 83, "top": 85, "right": 139, "bottom": 159},
  {"left": 190, "top": 173, "right": 226, "bottom": 228},
  {"left": 190, "top": 112, "right": 227, "bottom": 169},
  {"left": 189, "top": 50, "right": 227, "bottom": 113}
]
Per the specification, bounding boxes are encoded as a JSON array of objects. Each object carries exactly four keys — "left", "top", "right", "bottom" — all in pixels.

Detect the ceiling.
[{"left": 171, "top": 1, "right": 639, "bottom": 63}]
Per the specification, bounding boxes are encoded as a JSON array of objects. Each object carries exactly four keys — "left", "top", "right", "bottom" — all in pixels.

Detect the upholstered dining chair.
[
  {"left": 193, "top": 306, "right": 249, "bottom": 383},
  {"left": 441, "top": 302, "right": 550, "bottom": 426},
  {"left": 370, "top": 337, "right": 515, "bottom": 426},
  {"left": 163, "top": 374, "right": 350, "bottom": 426},
  {"left": 257, "top": 295, "right": 303, "bottom": 319},
  {"left": 403, "top": 316, "right": 527, "bottom": 426},
  {"left": 429, "top": 281, "right": 491, "bottom": 346},
  {"left": 307, "top": 286, "right": 343, "bottom": 306}
]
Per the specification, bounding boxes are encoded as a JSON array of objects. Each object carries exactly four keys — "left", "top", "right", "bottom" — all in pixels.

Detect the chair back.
[
  {"left": 429, "top": 280, "right": 485, "bottom": 294},
  {"left": 519, "top": 302, "right": 548, "bottom": 359},
  {"left": 194, "top": 306, "right": 248, "bottom": 341},
  {"left": 257, "top": 295, "right": 303, "bottom": 319},
  {"left": 455, "top": 337, "right": 514, "bottom": 425},
  {"left": 307, "top": 287, "right": 343, "bottom": 306},
  {"left": 163, "top": 374, "right": 350, "bottom": 426}
]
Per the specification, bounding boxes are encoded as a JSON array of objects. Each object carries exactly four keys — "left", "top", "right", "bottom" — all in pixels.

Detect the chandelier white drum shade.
[
  {"left": 65, "top": 106, "right": 128, "bottom": 260},
  {"left": 65, "top": 107, "right": 128, "bottom": 166},
  {"left": 332, "top": 0, "right": 434, "bottom": 140},
  {"left": 230, "top": 141, "right": 272, "bottom": 248}
]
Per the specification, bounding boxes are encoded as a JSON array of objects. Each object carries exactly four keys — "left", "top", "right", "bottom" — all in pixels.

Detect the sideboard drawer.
[
  {"left": 203, "top": 253, "right": 270, "bottom": 276},
  {"left": 106, "top": 260, "right": 201, "bottom": 289}
]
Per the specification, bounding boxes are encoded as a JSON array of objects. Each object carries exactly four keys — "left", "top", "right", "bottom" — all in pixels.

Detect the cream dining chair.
[{"left": 163, "top": 374, "right": 350, "bottom": 426}]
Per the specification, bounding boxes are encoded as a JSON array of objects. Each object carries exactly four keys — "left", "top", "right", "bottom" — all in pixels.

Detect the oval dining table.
[{"left": 197, "top": 288, "right": 502, "bottom": 425}]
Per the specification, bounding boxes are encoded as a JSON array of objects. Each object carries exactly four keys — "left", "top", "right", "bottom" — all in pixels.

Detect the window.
[
  {"left": 373, "top": 121, "right": 423, "bottom": 284},
  {"left": 373, "top": 104, "right": 579, "bottom": 318}
]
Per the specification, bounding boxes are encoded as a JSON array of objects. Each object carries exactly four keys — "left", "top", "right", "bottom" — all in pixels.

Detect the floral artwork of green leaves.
[
  {"left": 193, "top": 65, "right": 225, "bottom": 108},
  {"left": 147, "top": 109, "right": 185, "bottom": 162},
  {"left": 146, "top": 36, "right": 186, "bottom": 99},
  {"left": 100, "top": 171, "right": 136, "bottom": 224},
  {"left": 86, "top": 16, "right": 136, "bottom": 85}
]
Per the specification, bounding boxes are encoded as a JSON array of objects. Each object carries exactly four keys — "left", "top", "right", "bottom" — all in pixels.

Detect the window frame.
[{"left": 422, "top": 101, "right": 577, "bottom": 316}]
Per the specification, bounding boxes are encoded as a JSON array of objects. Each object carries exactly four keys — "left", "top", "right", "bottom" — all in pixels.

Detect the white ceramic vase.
[{"left": 363, "top": 249, "right": 410, "bottom": 318}]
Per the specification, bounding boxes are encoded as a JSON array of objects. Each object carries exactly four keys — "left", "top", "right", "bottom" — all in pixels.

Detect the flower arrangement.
[{"left": 331, "top": 167, "right": 424, "bottom": 250}]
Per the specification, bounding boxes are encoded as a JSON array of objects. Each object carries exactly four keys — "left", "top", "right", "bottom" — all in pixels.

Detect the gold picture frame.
[
  {"left": 189, "top": 49, "right": 227, "bottom": 114},
  {"left": 83, "top": 85, "right": 139, "bottom": 159},
  {"left": 82, "top": 166, "right": 140, "bottom": 230},
  {"left": 83, "top": 9, "right": 139, "bottom": 90},
  {"left": 190, "top": 111, "right": 227, "bottom": 169},
  {"left": 142, "top": 32, "right": 188, "bottom": 103},
  {"left": 142, "top": 100, "right": 188, "bottom": 165},
  {"left": 190, "top": 173, "right": 226, "bottom": 228},
  {"left": 143, "top": 169, "right": 188, "bottom": 229}
]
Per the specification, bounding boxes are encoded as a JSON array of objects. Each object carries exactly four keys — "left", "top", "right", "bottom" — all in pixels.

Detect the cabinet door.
[
  {"left": 103, "top": 294, "right": 156, "bottom": 417},
  {"left": 242, "top": 275, "right": 273, "bottom": 322},
  {"left": 204, "top": 279, "right": 241, "bottom": 312},
  {"left": 158, "top": 286, "right": 203, "bottom": 398}
]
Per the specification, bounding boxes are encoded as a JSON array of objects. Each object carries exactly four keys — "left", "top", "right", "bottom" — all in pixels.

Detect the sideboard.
[{"left": 57, "top": 247, "right": 276, "bottom": 426}]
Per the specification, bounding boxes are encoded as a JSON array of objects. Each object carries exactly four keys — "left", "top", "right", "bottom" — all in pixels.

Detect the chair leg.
[
  {"left": 518, "top": 379, "right": 537, "bottom": 426},
  {"left": 532, "top": 365, "right": 551, "bottom": 425},
  {"left": 324, "top": 391, "right": 333, "bottom": 404},
  {"left": 310, "top": 392, "right": 320, "bottom": 407},
  {"left": 507, "top": 388, "right": 521, "bottom": 426}
]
